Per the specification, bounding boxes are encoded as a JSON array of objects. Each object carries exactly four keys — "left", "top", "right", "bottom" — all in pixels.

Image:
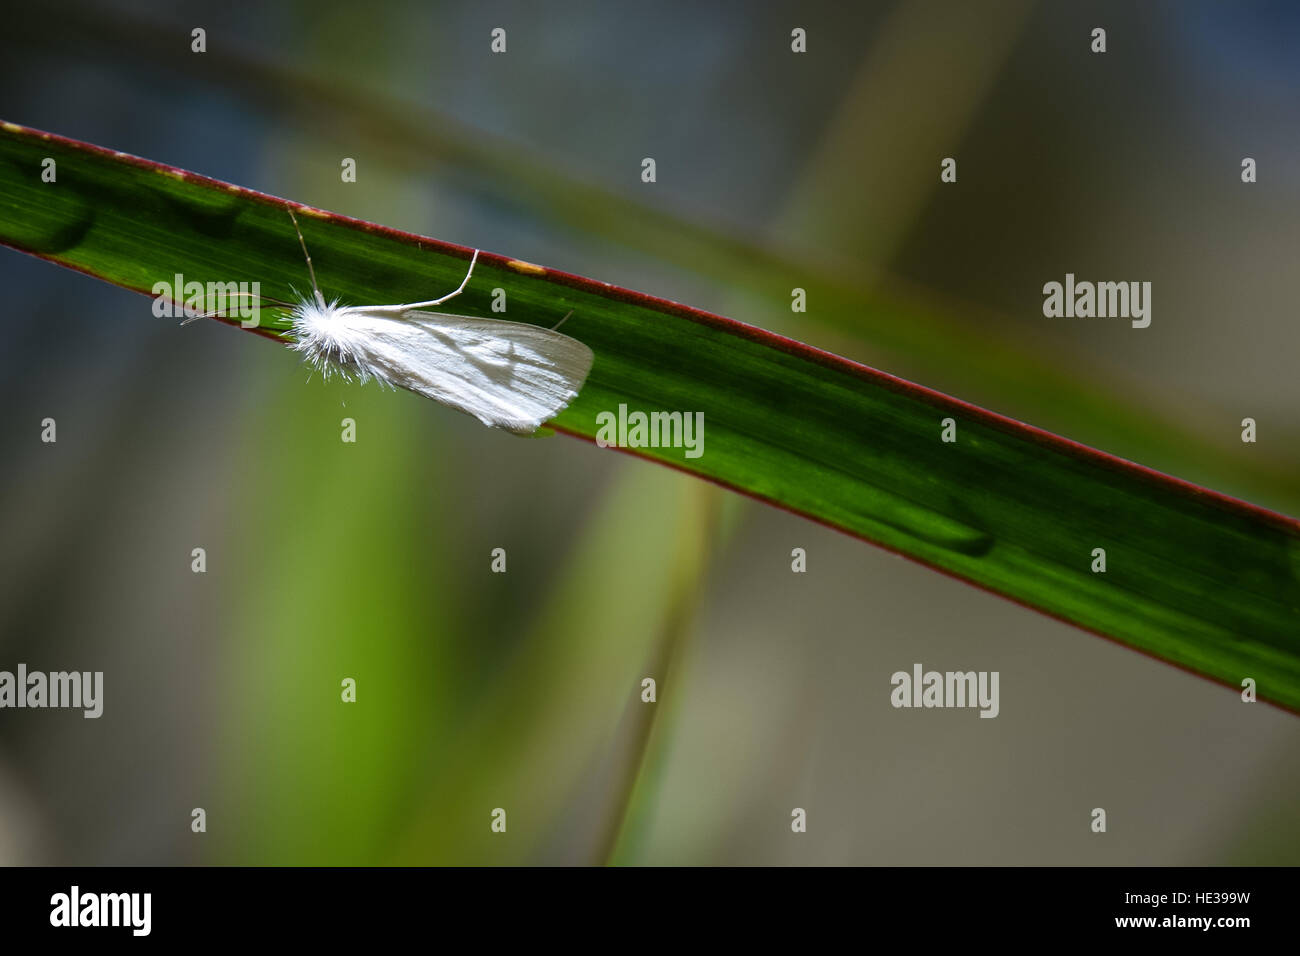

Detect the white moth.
[{"left": 284, "top": 209, "right": 593, "bottom": 435}]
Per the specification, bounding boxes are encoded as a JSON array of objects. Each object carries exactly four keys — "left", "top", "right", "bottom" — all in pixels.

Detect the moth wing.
[{"left": 345, "top": 309, "right": 594, "bottom": 434}]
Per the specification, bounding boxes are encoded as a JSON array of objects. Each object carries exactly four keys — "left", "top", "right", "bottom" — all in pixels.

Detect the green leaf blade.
[{"left": 2, "top": 121, "right": 1296, "bottom": 712}]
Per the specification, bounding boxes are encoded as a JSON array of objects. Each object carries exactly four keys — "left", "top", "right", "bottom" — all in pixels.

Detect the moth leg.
[
  {"left": 397, "top": 249, "right": 479, "bottom": 310},
  {"left": 178, "top": 291, "right": 290, "bottom": 326}
]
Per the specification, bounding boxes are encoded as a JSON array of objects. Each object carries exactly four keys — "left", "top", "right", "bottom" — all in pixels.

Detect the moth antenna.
[
  {"left": 395, "top": 249, "right": 480, "bottom": 310},
  {"left": 550, "top": 309, "right": 574, "bottom": 332},
  {"left": 288, "top": 208, "right": 326, "bottom": 309}
]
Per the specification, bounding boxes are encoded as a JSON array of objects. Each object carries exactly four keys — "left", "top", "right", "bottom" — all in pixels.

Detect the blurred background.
[{"left": 1, "top": 0, "right": 1298, "bottom": 864}]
